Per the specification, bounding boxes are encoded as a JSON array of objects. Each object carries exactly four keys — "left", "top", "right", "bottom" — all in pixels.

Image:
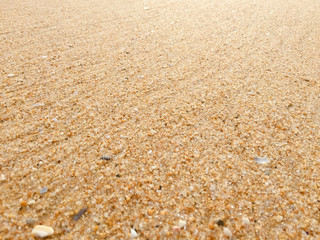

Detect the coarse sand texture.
[{"left": 1, "top": 0, "right": 320, "bottom": 239}]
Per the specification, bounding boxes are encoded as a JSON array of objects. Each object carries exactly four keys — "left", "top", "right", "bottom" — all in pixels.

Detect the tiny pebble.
[
  {"left": 20, "top": 200, "right": 28, "bottom": 207},
  {"left": 28, "top": 200, "right": 36, "bottom": 205},
  {"left": 178, "top": 220, "right": 186, "bottom": 228},
  {"left": 32, "top": 225, "right": 54, "bottom": 238},
  {"left": 40, "top": 187, "right": 48, "bottom": 194},
  {"left": 26, "top": 218, "right": 36, "bottom": 226},
  {"left": 73, "top": 207, "right": 88, "bottom": 221},
  {"left": 223, "top": 227, "right": 232, "bottom": 237},
  {"left": 7, "top": 73, "right": 17, "bottom": 78},
  {"left": 32, "top": 103, "right": 45, "bottom": 108},
  {"left": 216, "top": 219, "right": 225, "bottom": 226},
  {"left": 172, "top": 226, "right": 180, "bottom": 231},
  {"left": 242, "top": 217, "right": 250, "bottom": 225},
  {"left": 101, "top": 155, "right": 111, "bottom": 161},
  {"left": 144, "top": 6, "right": 150, "bottom": 10},
  {"left": 254, "top": 156, "right": 270, "bottom": 164},
  {"left": 130, "top": 228, "right": 138, "bottom": 238},
  {"left": 64, "top": 227, "right": 71, "bottom": 233},
  {"left": 0, "top": 174, "right": 6, "bottom": 181}
]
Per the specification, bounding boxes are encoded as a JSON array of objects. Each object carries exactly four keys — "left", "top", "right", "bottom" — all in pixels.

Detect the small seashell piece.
[
  {"left": 223, "top": 227, "right": 232, "bottom": 237},
  {"left": 0, "top": 174, "right": 5, "bottom": 182},
  {"left": 130, "top": 228, "right": 138, "bottom": 238},
  {"left": 32, "top": 225, "right": 54, "bottom": 238},
  {"left": 254, "top": 156, "right": 270, "bottom": 164},
  {"left": 179, "top": 220, "right": 186, "bottom": 228},
  {"left": 242, "top": 217, "right": 250, "bottom": 225},
  {"left": 7, "top": 73, "right": 17, "bottom": 78},
  {"left": 172, "top": 226, "right": 180, "bottom": 231}
]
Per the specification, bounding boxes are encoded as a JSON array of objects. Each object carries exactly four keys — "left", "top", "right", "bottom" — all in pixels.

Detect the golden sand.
[{"left": 1, "top": 0, "right": 320, "bottom": 239}]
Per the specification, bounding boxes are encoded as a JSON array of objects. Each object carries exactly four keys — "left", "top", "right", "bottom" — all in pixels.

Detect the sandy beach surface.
[{"left": 1, "top": 0, "right": 320, "bottom": 239}]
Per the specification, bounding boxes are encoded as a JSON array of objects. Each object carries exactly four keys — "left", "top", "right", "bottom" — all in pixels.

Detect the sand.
[{"left": 1, "top": 0, "right": 320, "bottom": 239}]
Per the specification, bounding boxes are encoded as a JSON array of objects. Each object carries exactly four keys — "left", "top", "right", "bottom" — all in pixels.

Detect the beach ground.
[{"left": 1, "top": 0, "right": 320, "bottom": 239}]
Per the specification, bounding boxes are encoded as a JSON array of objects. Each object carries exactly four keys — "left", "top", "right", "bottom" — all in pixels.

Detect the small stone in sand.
[
  {"left": 172, "top": 226, "right": 180, "bottom": 231},
  {"left": 223, "top": 227, "right": 232, "bottom": 238},
  {"left": 28, "top": 200, "right": 36, "bottom": 205},
  {"left": 254, "top": 156, "right": 270, "bottom": 164},
  {"left": 40, "top": 187, "right": 48, "bottom": 194},
  {"left": 32, "top": 103, "right": 45, "bottom": 108},
  {"left": 31, "top": 225, "right": 54, "bottom": 238},
  {"left": 101, "top": 155, "right": 111, "bottom": 161},
  {"left": 26, "top": 218, "right": 36, "bottom": 226},
  {"left": 216, "top": 219, "right": 225, "bottom": 227},
  {"left": 7, "top": 73, "right": 17, "bottom": 78},
  {"left": 242, "top": 217, "right": 250, "bottom": 225},
  {"left": 178, "top": 220, "right": 186, "bottom": 228},
  {"left": 73, "top": 207, "right": 88, "bottom": 221},
  {"left": 0, "top": 174, "right": 6, "bottom": 182},
  {"left": 20, "top": 200, "right": 28, "bottom": 207},
  {"left": 130, "top": 228, "right": 138, "bottom": 238}
]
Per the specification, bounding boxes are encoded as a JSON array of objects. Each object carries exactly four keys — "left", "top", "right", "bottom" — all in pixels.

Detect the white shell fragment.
[
  {"left": 7, "top": 73, "right": 17, "bottom": 78},
  {"left": 223, "top": 227, "right": 232, "bottom": 237},
  {"left": 0, "top": 174, "right": 6, "bottom": 182},
  {"left": 32, "top": 225, "right": 54, "bottom": 238},
  {"left": 254, "top": 156, "right": 270, "bottom": 164},
  {"left": 172, "top": 226, "right": 180, "bottom": 231},
  {"left": 130, "top": 228, "right": 138, "bottom": 238},
  {"left": 179, "top": 219, "right": 186, "bottom": 228},
  {"left": 28, "top": 200, "right": 36, "bottom": 205},
  {"left": 242, "top": 217, "right": 250, "bottom": 225},
  {"left": 32, "top": 103, "right": 45, "bottom": 108}
]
